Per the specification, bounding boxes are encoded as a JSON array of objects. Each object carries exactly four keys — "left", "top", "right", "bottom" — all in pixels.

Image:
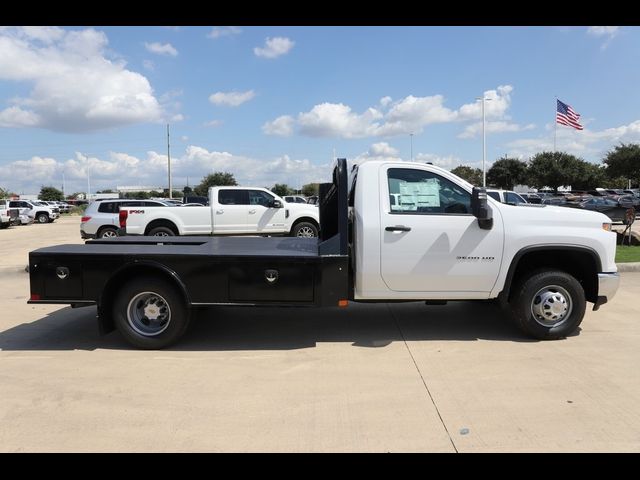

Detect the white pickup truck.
[
  {"left": 29, "top": 159, "right": 619, "bottom": 349},
  {"left": 119, "top": 186, "right": 320, "bottom": 237}
]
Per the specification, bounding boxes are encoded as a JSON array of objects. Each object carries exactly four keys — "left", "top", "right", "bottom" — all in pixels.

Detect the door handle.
[
  {"left": 216, "top": 209, "right": 224, "bottom": 214},
  {"left": 385, "top": 225, "right": 411, "bottom": 232},
  {"left": 249, "top": 209, "right": 256, "bottom": 214}
]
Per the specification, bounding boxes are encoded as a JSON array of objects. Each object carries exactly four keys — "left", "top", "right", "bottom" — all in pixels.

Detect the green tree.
[
  {"left": 450, "top": 165, "right": 483, "bottom": 186},
  {"left": 486, "top": 158, "right": 527, "bottom": 189},
  {"left": 0, "top": 187, "right": 9, "bottom": 198},
  {"left": 600, "top": 176, "right": 629, "bottom": 189},
  {"left": 39, "top": 186, "right": 64, "bottom": 201},
  {"left": 271, "top": 184, "right": 293, "bottom": 196},
  {"left": 183, "top": 185, "right": 193, "bottom": 195},
  {"left": 527, "top": 151, "right": 590, "bottom": 192},
  {"left": 301, "top": 183, "right": 320, "bottom": 197},
  {"left": 603, "top": 143, "right": 640, "bottom": 187},
  {"left": 97, "top": 189, "right": 116, "bottom": 193},
  {"left": 194, "top": 172, "right": 238, "bottom": 196},
  {"left": 571, "top": 162, "right": 606, "bottom": 190}
]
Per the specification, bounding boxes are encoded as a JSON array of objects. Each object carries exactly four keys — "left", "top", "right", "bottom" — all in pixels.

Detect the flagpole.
[{"left": 554, "top": 96, "right": 557, "bottom": 152}]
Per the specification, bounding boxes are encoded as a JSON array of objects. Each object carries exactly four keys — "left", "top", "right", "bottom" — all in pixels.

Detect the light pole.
[
  {"left": 476, "top": 96, "right": 492, "bottom": 187},
  {"left": 410, "top": 133, "right": 413, "bottom": 161}
]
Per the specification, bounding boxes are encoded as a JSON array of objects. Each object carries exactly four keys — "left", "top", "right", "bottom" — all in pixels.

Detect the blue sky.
[{"left": 0, "top": 25, "right": 638, "bottom": 195}]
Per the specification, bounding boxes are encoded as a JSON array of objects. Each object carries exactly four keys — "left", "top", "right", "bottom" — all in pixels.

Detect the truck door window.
[
  {"left": 219, "top": 190, "right": 248, "bottom": 205},
  {"left": 249, "top": 190, "right": 274, "bottom": 207},
  {"left": 388, "top": 168, "right": 471, "bottom": 215},
  {"left": 505, "top": 192, "right": 525, "bottom": 205},
  {"left": 487, "top": 191, "right": 501, "bottom": 202}
]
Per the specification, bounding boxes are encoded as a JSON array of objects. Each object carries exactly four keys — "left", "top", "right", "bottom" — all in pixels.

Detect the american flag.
[{"left": 556, "top": 99, "right": 583, "bottom": 130}]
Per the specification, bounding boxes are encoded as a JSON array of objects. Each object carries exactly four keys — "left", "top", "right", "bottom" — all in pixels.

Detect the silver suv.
[{"left": 81, "top": 199, "right": 170, "bottom": 239}]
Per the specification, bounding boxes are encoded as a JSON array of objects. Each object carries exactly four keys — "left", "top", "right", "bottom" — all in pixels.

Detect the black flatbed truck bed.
[{"left": 27, "top": 160, "right": 350, "bottom": 346}]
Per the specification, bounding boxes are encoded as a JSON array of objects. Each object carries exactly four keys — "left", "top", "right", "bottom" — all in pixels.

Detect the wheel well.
[
  {"left": 292, "top": 217, "right": 319, "bottom": 229},
  {"left": 96, "top": 225, "right": 117, "bottom": 237},
  {"left": 98, "top": 264, "right": 189, "bottom": 335},
  {"left": 506, "top": 249, "right": 599, "bottom": 304},
  {"left": 144, "top": 219, "right": 179, "bottom": 235}
]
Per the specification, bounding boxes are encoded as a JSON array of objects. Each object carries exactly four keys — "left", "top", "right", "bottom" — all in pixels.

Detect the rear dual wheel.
[{"left": 112, "top": 276, "right": 190, "bottom": 349}]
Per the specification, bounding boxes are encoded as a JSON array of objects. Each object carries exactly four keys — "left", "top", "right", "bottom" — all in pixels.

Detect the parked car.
[
  {"left": 519, "top": 193, "right": 543, "bottom": 204},
  {"left": 283, "top": 195, "right": 308, "bottom": 204},
  {"left": 8, "top": 200, "right": 59, "bottom": 223},
  {"left": 182, "top": 195, "right": 209, "bottom": 206},
  {"left": 486, "top": 189, "right": 528, "bottom": 205},
  {"left": 81, "top": 199, "right": 172, "bottom": 239},
  {"left": 0, "top": 199, "right": 19, "bottom": 229},
  {"left": 565, "top": 197, "right": 628, "bottom": 222},
  {"left": 306, "top": 195, "right": 319, "bottom": 205}
]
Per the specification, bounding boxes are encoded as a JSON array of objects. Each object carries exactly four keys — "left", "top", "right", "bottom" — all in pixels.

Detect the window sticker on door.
[{"left": 398, "top": 180, "right": 440, "bottom": 209}]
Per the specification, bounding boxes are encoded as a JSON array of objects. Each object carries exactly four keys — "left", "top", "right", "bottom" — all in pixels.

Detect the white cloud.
[
  {"left": 253, "top": 37, "right": 295, "bottom": 59},
  {"left": 458, "top": 121, "right": 535, "bottom": 139},
  {"left": 587, "top": 26, "right": 619, "bottom": 49},
  {"left": 142, "top": 59, "right": 155, "bottom": 70},
  {"left": 0, "top": 27, "right": 165, "bottom": 133},
  {"left": 209, "top": 90, "right": 255, "bottom": 107},
  {"left": 352, "top": 142, "right": 402, "bottom": 166},
  {"left": 414, "top": 153, "right": 465, "bottom": 170},
  {"left": 587, "top": 26, "right": 619, "bottom": 37},
  {"left": 0, "top": 106, "right": 40, "bottom": 127},
  {"left": 264, "top": 85, "right": 515, "bottom": 139},
  {"left": 506, "top": 119, "right": 640, "bottom": 160},
  {"left": 262, "top": 115, "right": 294, "bottom": 136},
  {"left": 204, "top": 119, "right": 223, "bottom": 128},
  {"left": 144, "top": 42, "right": 178, "bottom": 56},
  {"left": 180, "top": 135, "right": 188, "bottom": 141},
  {"left": 298, "top": 103, "right": 384, "bottom": 138},
  {"left": 0, "top": 147, "right": 331, "bottom": 194},
  {"left": 207, "top": 26, "right": 241, "bottom": 39}
]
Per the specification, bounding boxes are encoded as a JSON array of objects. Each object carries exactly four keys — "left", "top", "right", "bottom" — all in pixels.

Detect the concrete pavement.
[{"left": 0, "top": 216, "right": 639, "bottom": 452}]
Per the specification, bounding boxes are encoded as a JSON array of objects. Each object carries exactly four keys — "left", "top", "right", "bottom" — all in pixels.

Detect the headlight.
[{"left": 602, "top": 223, "right": 612, "bottom": 231}]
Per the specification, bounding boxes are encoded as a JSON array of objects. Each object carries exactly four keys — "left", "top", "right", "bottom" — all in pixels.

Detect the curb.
[{"left": 616, "top": 262, "right": 640, "bottom": 272}]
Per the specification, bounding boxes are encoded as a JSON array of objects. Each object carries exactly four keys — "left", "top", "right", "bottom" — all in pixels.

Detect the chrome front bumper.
[{"left": 593, "top": 272, "right": 620, "bottom": 310}]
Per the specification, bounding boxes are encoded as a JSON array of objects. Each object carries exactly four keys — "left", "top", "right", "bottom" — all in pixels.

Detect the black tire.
[
  {"left": 148, "top": 226, "right": 176, "bottom": 237},
  {"left": 0, "top": 222, "right": 9, "bottom": 229},
  {"left": 99, "top": 226, "right": 118, "bottom": 238},
  {"left": 112, "top": 276, "right": 190, "bottom": 349},
  {"left": 509, "top": 269, "right": 586, "bottom": 340},
  {"left": 291, "top": 221, "right": 318, "bottom": 238},
  {"left": 36, "top": 213, "right": 49, "bottom": 224}
]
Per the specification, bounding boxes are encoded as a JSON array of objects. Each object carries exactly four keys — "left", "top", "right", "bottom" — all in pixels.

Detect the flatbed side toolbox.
[{"left": 229, "top": 260, "right": 315, "bottom": 302}]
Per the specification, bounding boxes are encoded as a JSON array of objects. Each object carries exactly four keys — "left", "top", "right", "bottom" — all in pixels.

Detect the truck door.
[
  {"left": 247, "top": 190, "right": 287, "bottom": 234},
  {"left": 214, "top": 190, "right": 249, "bottom": 234},
  {"left": 379, "top": 166, "right": 503, "bottom": 293}
]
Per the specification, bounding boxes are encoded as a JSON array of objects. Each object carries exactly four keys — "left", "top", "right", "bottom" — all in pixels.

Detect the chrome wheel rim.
[
  {"left": 531, "top": 284, "right": 573, "bottom": 327},
  {"left": 153, "top": 231, "right": 171, "bottom": 237},
  {"left": 102, "top": 229, "right": 117, "bottom": 238},
  {"left": 127, "top": 291, "right": 171, "bottom": 336},
  {"left": 296, "top": 226, "right": 316, "bottom": 237}
]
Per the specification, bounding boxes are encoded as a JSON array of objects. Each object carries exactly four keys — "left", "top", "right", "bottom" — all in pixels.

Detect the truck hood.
[
  {"left": 495, "top": 202, "right": 611, "bottom": 227},
  {"left": 286, "top": 203, "right": 319, "bottom": 216}
]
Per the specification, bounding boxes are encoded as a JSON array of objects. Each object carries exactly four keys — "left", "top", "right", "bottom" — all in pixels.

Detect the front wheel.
[
  {"left": 112, "top": 276, "right": 191, "bottom": 349},
  {"left": 509, "top": 269, "right": 586, "bottom": 340},
  {"left": 291, "top": 221, "right": 318, "bottom": 238},
  {"left": 36, "top": 213, "right": 49, "bottom": 224}
]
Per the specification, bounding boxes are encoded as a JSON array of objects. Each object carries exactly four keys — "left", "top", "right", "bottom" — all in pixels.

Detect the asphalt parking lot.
[{"left": 1, "top": 216, "right": 639, "bottom": 452}]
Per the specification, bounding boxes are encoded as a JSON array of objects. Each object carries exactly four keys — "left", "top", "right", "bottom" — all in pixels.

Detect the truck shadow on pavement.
[{"left": 0, "top": 300, "right": 575, "bottom": 351}]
